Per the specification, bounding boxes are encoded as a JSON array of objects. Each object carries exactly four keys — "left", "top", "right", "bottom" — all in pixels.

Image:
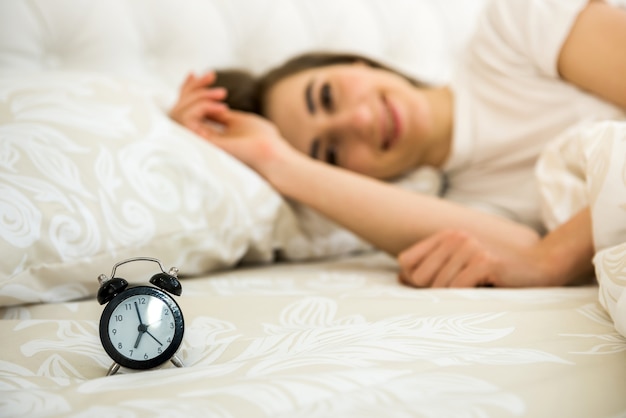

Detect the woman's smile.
[{"left": 381, "top": 94, "right": 401, "bottom": 151}]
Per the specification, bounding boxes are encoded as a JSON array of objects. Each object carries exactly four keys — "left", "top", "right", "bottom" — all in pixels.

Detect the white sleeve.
[{"left": 473, "top": 0, "right": 589, "bottom": 78}]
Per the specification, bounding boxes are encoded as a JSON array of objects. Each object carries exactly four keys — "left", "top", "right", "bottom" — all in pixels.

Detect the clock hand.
[
  {"left": 141, "top": 320, "right": 165, "bottom": 346},
  {"left": 134, "top": 323, "right": 148, "bottom": 349},
  {"left": 145, "top": 330, "right": 163, "bottom": 346},
  {"left": 134, "top": 301, "right": 144, "bottom": 325},
  {"left": 134, "top": 331, "right": 144, "bottom": 349}
]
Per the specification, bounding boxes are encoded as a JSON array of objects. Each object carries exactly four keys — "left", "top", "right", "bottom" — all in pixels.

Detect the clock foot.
[
  {"left": 171, "top": 354, "right": 184, "bottom": 368},
  {"left": 106, "top": 362, "right": 121, "bottom": 376}
]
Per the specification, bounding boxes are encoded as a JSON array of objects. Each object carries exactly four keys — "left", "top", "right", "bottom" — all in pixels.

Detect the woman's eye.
[{"left": 320, "top": 83, "right": 333, "bottom": 111}]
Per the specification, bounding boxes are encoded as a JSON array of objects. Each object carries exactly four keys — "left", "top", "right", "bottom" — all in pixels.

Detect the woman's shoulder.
[
  {"left": 471, "top": 0, "right": 589, "bottom": 77},
  {"left": 481, "top": 0, "right": 588, "bottom": 21},
  {"left": 478, "top": 0, "right": 589, "bottom": 41}
]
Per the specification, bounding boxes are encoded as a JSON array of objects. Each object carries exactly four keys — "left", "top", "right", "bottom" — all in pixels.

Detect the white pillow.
[
  {"left": 0, "top": 72, "right": 443, "bottom": 307},
  {"left": 0, "top": 73, "right": 301, "bottom": 306}
]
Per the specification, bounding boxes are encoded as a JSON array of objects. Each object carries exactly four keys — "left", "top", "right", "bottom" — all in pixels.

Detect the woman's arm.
[
  {"left": 268, "top": 146, "right": 538, "bottom": 256},
  {"left": 169, "top": 78, "right": 539, "bottom": 256},
  {"left": 210, "top": 111, "right": 539, "bottom": 256},
  {"left": 168, "top": 74, "right": 536, "bottom": 256},
  {"left": 558, "top": 1, "right": 626, "bottom": 109}
]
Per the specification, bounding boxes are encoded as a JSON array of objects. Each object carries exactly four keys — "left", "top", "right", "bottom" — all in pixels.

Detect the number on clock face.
[{"left": 107, "top": 293, "right": 176, "bottom": 361}]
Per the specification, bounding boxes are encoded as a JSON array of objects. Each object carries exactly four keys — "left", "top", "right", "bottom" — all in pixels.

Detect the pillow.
[
  {"left": 0, "top": 72, "right": 441, "bottom": 307},
  {"left": 0, "top": 73, "right": 311, "bottom": 307}
]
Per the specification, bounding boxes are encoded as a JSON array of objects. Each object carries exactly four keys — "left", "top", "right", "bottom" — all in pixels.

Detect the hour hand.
[
  {"left": 134, "top": 331, "right": 144, "bottom": 349},
  {"left": 134, "top": 323, "right": 148, "bottom": 348}
]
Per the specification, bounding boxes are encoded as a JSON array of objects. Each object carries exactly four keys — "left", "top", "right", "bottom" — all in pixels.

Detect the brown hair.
[{"left": 214, "top": 52, "right": 426, "bottom": 116}]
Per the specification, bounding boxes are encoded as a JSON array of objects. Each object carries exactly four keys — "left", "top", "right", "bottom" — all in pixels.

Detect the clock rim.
[{"left": 99, "top": 285, "right": 184, "bottom": 370}]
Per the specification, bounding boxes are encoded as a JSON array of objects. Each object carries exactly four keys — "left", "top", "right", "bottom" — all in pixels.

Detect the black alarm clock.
[{"left": 96, "top": 257, "right": 185, "bottom": 376}]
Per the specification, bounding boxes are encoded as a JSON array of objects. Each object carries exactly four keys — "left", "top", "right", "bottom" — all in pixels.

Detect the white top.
[{"left": 443, "top": 0, "right": 625, "bottom": 231}]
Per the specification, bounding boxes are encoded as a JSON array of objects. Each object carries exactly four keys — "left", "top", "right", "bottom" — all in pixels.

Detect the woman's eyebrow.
[{"left": 305, "top": 80, "right": 316, "bottom": 114}]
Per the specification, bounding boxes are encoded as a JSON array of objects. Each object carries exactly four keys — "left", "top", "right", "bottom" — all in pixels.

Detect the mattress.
[{"left": 2, "top": 251, "right": 625, "bottom": 418}]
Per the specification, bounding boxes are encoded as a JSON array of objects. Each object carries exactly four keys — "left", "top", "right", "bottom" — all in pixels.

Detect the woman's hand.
[
  {"left": 398, "top": 230, "right": 502, "bottom": 288},
  {"left": 169, "top": 72, "right": 229, "bottom": 139},
  {"left": 208, "top": 110, "right": 300, "bottom": 177},
  {"left": 169, "top": 72, "right": 302, "bottom": 177},
  {"left": 397, "top": 229, "right": 549, "bottom": 288},
  {"left": 398, "top": 208, "right": 596, "bottom": 288}
]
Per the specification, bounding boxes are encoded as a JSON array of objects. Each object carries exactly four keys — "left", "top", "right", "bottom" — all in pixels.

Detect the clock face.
[{"left": 99, "top": 286, "right": 184, "bottom": 370}]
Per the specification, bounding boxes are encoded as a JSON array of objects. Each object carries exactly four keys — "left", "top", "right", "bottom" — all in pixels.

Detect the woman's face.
[{"left": 263, "top": 63, "right": 440, "bottom": 180}]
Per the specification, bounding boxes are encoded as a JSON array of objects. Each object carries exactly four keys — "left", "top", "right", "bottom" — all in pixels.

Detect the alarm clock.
[{"left": 96, "top": 257, "right": 185, "bottom": 376}]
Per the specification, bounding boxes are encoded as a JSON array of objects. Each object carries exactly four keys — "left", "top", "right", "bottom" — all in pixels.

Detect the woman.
[{"left": 170, "top": 0, "right": 626, "bottom": 288}]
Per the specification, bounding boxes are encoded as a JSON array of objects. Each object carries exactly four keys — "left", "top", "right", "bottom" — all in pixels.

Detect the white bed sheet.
[{"left": 2, "top": 252, "right": 625, "bottom": 418}]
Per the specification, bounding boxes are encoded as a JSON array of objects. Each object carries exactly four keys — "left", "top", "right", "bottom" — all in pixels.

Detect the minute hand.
[
  {"left": 134, "top": 301, "right": 144, "bottom": 324},
  {"left": 145, "top": 330, "right": 163, "bottom": 346}
]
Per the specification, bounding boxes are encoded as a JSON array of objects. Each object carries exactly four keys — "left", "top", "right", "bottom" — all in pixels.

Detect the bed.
[{"left": 1, "top": 1, "right": 625, "bottom": 417}]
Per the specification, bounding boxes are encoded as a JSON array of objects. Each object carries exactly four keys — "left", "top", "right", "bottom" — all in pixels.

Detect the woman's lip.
[{"left": 382, "top": 95, "right": 401, "bottom": 151}]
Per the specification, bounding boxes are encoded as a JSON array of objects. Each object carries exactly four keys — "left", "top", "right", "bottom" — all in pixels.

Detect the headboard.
[{"left": 0, "top": 0, "right": 487, "bottom": 91}]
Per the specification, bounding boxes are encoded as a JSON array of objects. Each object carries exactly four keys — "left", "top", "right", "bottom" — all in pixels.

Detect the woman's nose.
[{"left": 333, "top": 103, "right": 374, "bottom": 140}]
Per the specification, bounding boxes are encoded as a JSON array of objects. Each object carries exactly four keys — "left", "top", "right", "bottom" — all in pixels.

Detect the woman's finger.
[
  {"left": 192, "top": 120, "right": 223, "bottom": 140},
  {"left": 180, "top": 72, "right": 195, "bottom": 95},
  {"left": 397, "top": 234, "right": 442, "bottom": 278},
  {"left": 205, "top": 87, "right": 228, "bottom": 100},
  {"left": 405, "top": 238, "right": 460, "bottom": 287},
  {"left": 195, "top": 71, "right": 218, "bottom": 88},
  {"left": 430, "top": 233, "right": 480, "bottom": 287},
  {"left": 174, "top": 100, "right": 229, "bottom": 129},
  {"left": 175, "top": 88, "right": 228, "bottom": 115},
  {"left": 183, "top": 71, "right": 217, "bottom": 94},
  {"left": 450, "top": 259, "right": 493, "bottom": 288}
]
